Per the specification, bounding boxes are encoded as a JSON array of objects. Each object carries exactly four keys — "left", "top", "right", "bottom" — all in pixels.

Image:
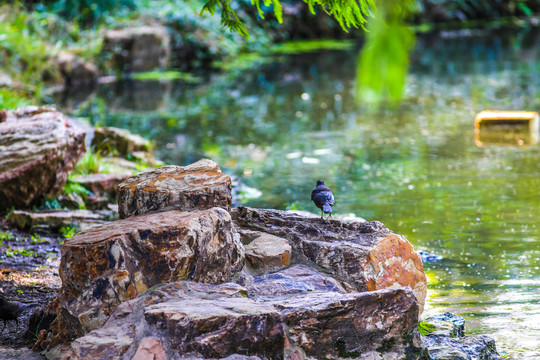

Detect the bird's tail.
[{"left": 323, "top": 204, "right": 332, "bottom": 214}]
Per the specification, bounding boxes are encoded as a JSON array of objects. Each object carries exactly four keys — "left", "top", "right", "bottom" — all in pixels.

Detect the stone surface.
[
  {"left": 57, "top": 52, "right": 98, "bottom": 87},
  {"left": 92, "top": 126, "right": 151, "bottom": 157},
  {"left": 6, "top": 209, "right": 115, "bottom": 232},
  {"left": 117, "top": 159, "right": 232, "bottom": 218},
  {"left": 0, "top": 106, "right": 86, "bottom": 211},
  {"left": 272, "top": 288, "right": 420, "bottom": 358},
  {"left": 53, "top": 280, "right": 425, "bottom": 360},
  {"left": 102, "top": 26, "right": 170, "bottom": 73},
  {"left": 232, "top": 206, "right": 427, "bottom": 315},
  {"left": 52, "top": 208, "right": 244, "bottom": 343},
  {"left": 131, "top": 337, "right": 167, "bottom": 360},
  {"left": 0, "top": 347, "right": 45, "bottom": 360},
  {"left": 242, "top": 231, "right": 292, "bottom": 275},
  {"left": 423, "top": 335, "right": 498, "bottom": 360},
  {"left": 71, "top": 173, "right": 132, "bottom": 198},
  {"left": 55, "top": 282, "right": 283, "bottom": 360},
  {"left": 246, "top": 265, "right": 347, "bottom": 298},
  {"left": 424, "top": 312, "right": 465, "bottom": 338}
]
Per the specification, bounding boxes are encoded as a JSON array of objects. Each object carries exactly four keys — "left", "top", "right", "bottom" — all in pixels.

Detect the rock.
[
  {"left": 55, "top": 282, "right": 284, "bottom": 360},
  {"left": 92, "top": 126, "right": 152, "bottom": 157},
  {"left": 423, "top": 335, "right": 498, "bottom": 360},
  {"left": 241, "top": 230, "right": 292, "bottom": 275},
  {"left": 0, "top": 347, "right": 45, "bottom": 360},
  {"left": 272, "top": 288, "right": 421, "bottom": 359},
  {"left": 117, "top": 159, "right": 232, "bottom": 219},
  {"left": 70, "top": 173, "right": 132, "bottom": 198},
  {"left": 232, "top": 206, "right": 427, "bottom": 315},
  {"left": 424, "top": 312, "right": 465, "bottom": 338},
  {"left": 57, "top": 52, "right": 98, "bottom": 87},
  {"left": 51, "top": 208, "right": 244, "bottom": 343},
  {"left": 247, "top": 265, "right": 347, "bottom": 298},
  {"left": 0, "top": 109, "right": 7, "bottom": 123},
  {"left": 0, "top": 107, "right": 86, "bottom": 212},
  {"left": 102, "top": 26, "right": 170, "bottom": 73},
  {"left": 131, "top": 337, "right": 167, "bottom": 360},
  {"left": 57, "top": 192, "right": 86, "bottom": 210},
  {"left": 6, "top": 209, "right": 114, "bottom": 232},
  {"left": 53, "top": 280, "right": 425, "bottom": 360}
]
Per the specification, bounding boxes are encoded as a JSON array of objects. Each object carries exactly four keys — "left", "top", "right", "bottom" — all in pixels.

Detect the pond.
[{"left": 65, "top": 26, "right": 540, "bottom": 359}]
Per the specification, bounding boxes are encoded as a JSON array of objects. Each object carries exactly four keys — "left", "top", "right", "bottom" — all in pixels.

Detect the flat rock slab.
[
  {"left": 6, "top": 209, "right": 115, "bottom": 232},
  {"left": 0, "top": 106, "right": 86, "bottom": 211},
  {"left": 232, "top": 206, "right": 427, "bottom": 315},
  {"left": 71, "top": 173, "right": 132, "bottom": 197},
  {"left": 247, "top": 265, "right": 347, "bottom": 299},
  {"left": 52, "top": 208, "right": 244, "bottom": 343},
  {"left": 117, "top": 159, "right": 232, "bottom": 219}
]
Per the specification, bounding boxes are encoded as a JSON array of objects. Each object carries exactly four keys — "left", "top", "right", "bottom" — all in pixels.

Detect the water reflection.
[{"left": 66, "top": 26, "right": 540, "bottom": 359}]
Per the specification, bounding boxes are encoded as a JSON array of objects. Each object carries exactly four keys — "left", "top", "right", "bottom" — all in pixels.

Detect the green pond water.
[{"left": 67, "top": 27, "right": 540, "bottom": 359}]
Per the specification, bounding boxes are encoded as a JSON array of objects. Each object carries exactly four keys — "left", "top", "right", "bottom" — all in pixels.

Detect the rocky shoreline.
[{"left": 0, "top": 107, "right": 499, "bottom": 360}]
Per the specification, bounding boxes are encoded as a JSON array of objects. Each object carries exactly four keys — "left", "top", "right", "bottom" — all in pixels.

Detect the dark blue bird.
[{"left": 311, "top": 180, "right": 334, "bottom": 220}]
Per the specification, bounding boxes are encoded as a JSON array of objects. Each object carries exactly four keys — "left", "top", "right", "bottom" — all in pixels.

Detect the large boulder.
[
  {"left": 102, "top": 26, "right": 170, "bottom": 73},
  {"left": 55, "top": 278, "right": 425, "bottom": 360},
  {"left": 232, "top": 206, "right": 428, "bottom": 315},
  {"left": 0, "top": 106, "right": 86, "bottom": 212},
  {"left": 117, "top": 159, "right": 232, "bottom": 218},
  {"left": 51, "top": 207, "right": 244, "bottom": 344},
  {"left": 56, "top": 282, "right": 284, "bottom": 360}
]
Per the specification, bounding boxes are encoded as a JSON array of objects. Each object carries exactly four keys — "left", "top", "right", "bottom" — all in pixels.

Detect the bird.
[
  {"left": 311, "top": 180, "right": 335, "bottom": 220},
  {"left": 0, "top": 295, "right": 39, "bottom": 334}
]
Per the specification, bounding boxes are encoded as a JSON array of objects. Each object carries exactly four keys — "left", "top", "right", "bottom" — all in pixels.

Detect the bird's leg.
[
  {"left": 328, "top": 213, "right": 333, "bottom": 220},
  {"left": 320, "top": 210, "right": 324, "bottom": 219}
]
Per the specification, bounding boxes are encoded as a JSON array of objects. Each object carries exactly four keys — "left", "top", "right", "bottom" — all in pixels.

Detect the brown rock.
[
  {"left": 92, "top": 126, "right": 151, "bottom": 157},
  {"left": 70, "top": 173, "right": 132, "bottom": 198},
  {"left": 0, "top": 107, "right": 86, "bottom": 211},
  {"left": 117, "top": 159, "right": 232, "bottom": 218},
  {"left": 57, "top": 52, "right": 98, "bottom": 87},
  {"left": 102, "top": 26, "right": 170, "bottom": 73},
  {"left": 6, "top": 209, "right": 114, "bottom": 232},
  {"left": 52, "top": 208, "right": 244, "bottom": 343},
  {"left": 247, "top": 265, "right": 347, "bottom": 298},
  {"left": 0, "top": 109, "right": 6, "bottom": 123},
  {"left": 56, "top": 282, "right": 283, "bottom": 360},
  {"left": 273, "top": 287, "right": 420, "bottom": 358},
  {"left": 131, "top": 337, "right": 167, "bottom": 360},
  {"left": 232, "top": 206, "right": 427, "bottom": 315},
  {"left": 242, "top": 231, "right": 292, "bottom": 275}
]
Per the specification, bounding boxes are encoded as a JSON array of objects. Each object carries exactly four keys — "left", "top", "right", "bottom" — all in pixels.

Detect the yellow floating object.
[{"left": 474, "top": 110, "right": 539, "bottom": 147}]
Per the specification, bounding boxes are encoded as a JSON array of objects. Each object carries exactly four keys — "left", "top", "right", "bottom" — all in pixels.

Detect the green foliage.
[
  {"left": 60, "top": 225, "right": 76, "bottom": 239},
  {"left": 356, "top": 0, "right": 417, "bottom": 106},
  {"left": 271, "top": 39, "right": 355, "bottom": 54},
  {"left": 30, "top": 234, "right": 47, "bottom": 244},
  {"left": 131, "top": 71, "right": 202, "bottom": 82},
  {"left": 64, "top": 178, "right": 93, "bottom": 200},
  {"left": 418, "top": 321, "right": 435, "bottom": 336},
  {"left": 0, "top": 231, "right": 14, "bottom": 243},
  {"left": 39, "top": 0, "right": 137, "bottom": 27},
  {"left": 201, "top": 0, "right": 376, "bottom": 37},
  {"left": 72, "top": 148, "right": 109, "bottom": 175},
  {"left": 0, "top": 89, "right": 31, "bottom": 109},
  {"left": 6, "top": 248, "right": 36, "bottom": 257}
]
